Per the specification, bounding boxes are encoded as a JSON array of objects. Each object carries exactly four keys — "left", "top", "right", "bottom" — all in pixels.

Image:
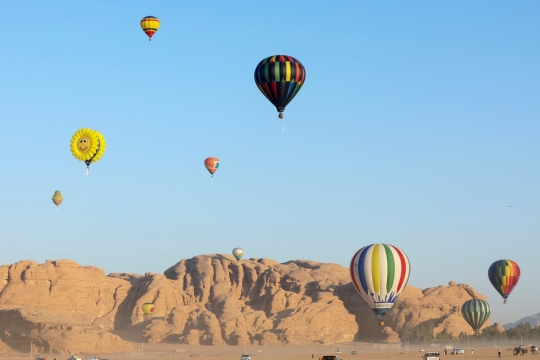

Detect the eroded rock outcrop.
[{"left": 0, "top": 255, "right": 489, "bottom": 352}]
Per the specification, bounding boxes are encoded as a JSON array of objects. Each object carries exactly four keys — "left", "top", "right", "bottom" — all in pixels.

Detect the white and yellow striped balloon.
[{"left": 350, "top": 243, "right": 410, "bottom": 324}]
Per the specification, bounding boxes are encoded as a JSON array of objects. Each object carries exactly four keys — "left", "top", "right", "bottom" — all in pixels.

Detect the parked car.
[
  {"left": 451, "top": 349, "right": 464, "bottom": 355},
  {"left": 321, "top": 356, "right": 341, "bottom": 360},
  {"left": 336, "top": 349, "right": 342, "bottom": 354},
  {"left": 422, "top": 352, "right": 440, "bottom": 360},
  {"left": 241, "top": 354, "right": 252, "bottom": 360},
  {"left": 351, "top": 351, "right": 358, "bottom": 355}
]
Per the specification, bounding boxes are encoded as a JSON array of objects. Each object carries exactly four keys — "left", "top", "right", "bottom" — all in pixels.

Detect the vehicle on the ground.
[
  {"left": 445, "top": 345, "right": 454, "bottom": 350},
  {"left": 68, "top": 357, "right": 81, "bottom": 360},
  {"left": 418, "top": 349, "right": 424, "bottom": 352},
  {"left": 513, "top": 346, "right": 528, "bottom": 355},
  {"left": 321, "top": 356, "right": 341, "bottom": 360},
  {"left": 351, "top": 351, "right": 358, "bottom": 355},
  {"left": 336, "top": 349, "right": 342, "bottom": 354},
  {"left": 422, "top": 352, "right": 440, "bottom": 360},
  {"left": 451, "top": 349, "right": 464, "bottom": 355},
  {"left": 530, "top": 346, "right": 538, "bottom": 354},
  {"left": 35, "top": 357, "right": 46, "bottom": 360},
  {"left": 241, "top": 354, "right": 251, "bottom": 360}
]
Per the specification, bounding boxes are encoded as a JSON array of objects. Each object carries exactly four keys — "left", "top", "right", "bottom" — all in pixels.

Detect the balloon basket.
[
  {"left": 504, "top": 300, "right": 507, "bottom": 304},
  {"left": 379, "top": 319, "right": 384, "bottom": 326}
]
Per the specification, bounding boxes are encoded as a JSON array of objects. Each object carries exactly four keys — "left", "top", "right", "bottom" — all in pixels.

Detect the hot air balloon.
[
  {"left": 204, "top": 157, "right": 219, "bottom": 178},
  {"left": 52, "top": 190, "right": 63, "bottom": 209},
  {"left": 142, "top": 302, "right": 155, "bottom": 319},
  {"left": 232, "top": 248, "right": 244, "bottom": 261},
  {"left": 488, "top": 259, "right": 520, "bottom": 304},
  {"left": 461, "top": 299, "right": 490, "bottom": 334},
  {"left": 140, "top": 16, "right": 160, "bottom": 41},
  {"left": 350, "top": 243, "right": 410, "bottom": 326},
  {"left": 254, "top": 55, "right": 306, "bottom": 131},
  {"left": 70, "top": 128, "right": 106, "bottom": 175}
]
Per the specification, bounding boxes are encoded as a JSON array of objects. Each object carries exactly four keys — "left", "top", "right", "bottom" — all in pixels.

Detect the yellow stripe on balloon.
[
  {"left": 372, "top": 244, "right": 381, "bottom": 293},
  {"left": 285, "top": 62, "right": 291, "bottom": 81}
]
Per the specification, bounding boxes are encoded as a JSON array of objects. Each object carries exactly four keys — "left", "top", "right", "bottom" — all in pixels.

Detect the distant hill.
[{"left": 504, "top": 313, "right": 540, "bottom": 330}]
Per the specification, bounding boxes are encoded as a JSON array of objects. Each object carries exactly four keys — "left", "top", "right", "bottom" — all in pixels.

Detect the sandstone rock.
[{"left": 0, "top": 255, "right": 491, "bottom": 352}]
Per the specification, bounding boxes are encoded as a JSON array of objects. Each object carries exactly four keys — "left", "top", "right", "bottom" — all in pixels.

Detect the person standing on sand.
[
  {"left": 499, "top": 349, "right": 502, "bottom": 358},
  {"left": 472, "top": 349, "right": 474, "bottom": 355}
]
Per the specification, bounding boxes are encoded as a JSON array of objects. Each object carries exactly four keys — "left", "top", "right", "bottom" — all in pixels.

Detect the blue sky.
[{"left": 1, "top": 1, "right": 539, "bottom": 324}]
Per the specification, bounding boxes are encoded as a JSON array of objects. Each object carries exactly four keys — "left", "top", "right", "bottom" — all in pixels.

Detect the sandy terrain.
[{"left": 1, "top": 343, "right": 521, "bottom": 360}]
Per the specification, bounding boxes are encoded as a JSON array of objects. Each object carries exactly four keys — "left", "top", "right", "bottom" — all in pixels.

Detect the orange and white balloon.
[{"left": 204, "top": 157, "right": 220, "bottom": 178}]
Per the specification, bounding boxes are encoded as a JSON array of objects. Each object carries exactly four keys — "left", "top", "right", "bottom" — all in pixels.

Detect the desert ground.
[{"left": 0, "top": 343, "right": 524, "bottom": 360}]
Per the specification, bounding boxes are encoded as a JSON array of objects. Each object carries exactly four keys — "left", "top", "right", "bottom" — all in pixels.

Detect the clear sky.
[{"left": 1, "top": 1, "right": 539, "bottom": 325}]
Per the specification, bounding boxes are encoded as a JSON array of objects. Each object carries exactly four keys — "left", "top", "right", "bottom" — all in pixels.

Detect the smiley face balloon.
[{"left": 70, "top": 128, "right": 106, "bottom": 175}]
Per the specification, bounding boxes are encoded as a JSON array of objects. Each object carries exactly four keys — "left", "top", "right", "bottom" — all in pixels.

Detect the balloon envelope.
[
  {"left": 142, "top": 302, "right": 155, "bottom": 315},
  {"left": 140, "top": 16, "right": 160, "bottom": 40},
  {"left": 350, "top": 243, "right": 410, "bottom": 321},
  {"left": 70, "top": 128, "right": 106, "bottom": 172},
  {"left": 461, "top": 299, "right": 490, "bottom": 333},
  {"left": 232, "top": 248, "right": 244, "bottom": 261},
  {"left": 488, "top": 259, "right": 520, "bottom": 303},
  {"left": 52, "top": 190, "right": 63, "bottom": 207},
  {"left": 254, "top": 55, "right": 306, "bottom": 117},
  {"left": 204, "top": 157, "right": 220, "bottom": 177}
]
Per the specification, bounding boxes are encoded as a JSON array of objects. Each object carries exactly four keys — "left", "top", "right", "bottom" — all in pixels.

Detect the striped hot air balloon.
[
  {"left": 140, "top": 16, "right": 160, "bottom": 41},
  {"left": 204, "top": 157, "right": 220, "bottom": 178},
  {"left": 461, "top": 299, "right": 490, "bottom": 333},
  {"left": 349, "top": 243, "right": 410, "bottom": 325},
  {"left": 488, "top": 259, "right": 520, "bottom": 304},
  {"left": 254, "top": 55, "right": 306, "bottom": 131}
]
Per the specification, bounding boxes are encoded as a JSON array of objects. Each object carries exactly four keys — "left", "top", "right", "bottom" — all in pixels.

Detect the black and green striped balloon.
[{"left": 461, "top": 299, "right": 490, "bottom": 333}]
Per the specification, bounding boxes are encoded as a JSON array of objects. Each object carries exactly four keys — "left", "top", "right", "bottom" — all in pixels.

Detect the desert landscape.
[{"left": 0, "top": 255, "right": 503, "bottom": 358}]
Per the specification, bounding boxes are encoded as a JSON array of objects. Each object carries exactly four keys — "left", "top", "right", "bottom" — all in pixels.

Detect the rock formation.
[{"left": 0, "top": 255, "right": 490, "bottom": 353}]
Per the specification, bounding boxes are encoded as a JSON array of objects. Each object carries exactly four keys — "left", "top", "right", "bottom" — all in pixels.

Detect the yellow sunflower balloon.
[{"left": 70, "top": 128, "right": 106, "bottom": 175}]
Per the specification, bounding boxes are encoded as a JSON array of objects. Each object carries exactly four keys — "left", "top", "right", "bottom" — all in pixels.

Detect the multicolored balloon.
[
  {"left": 142, "top": 302, "right": 155, "bottom": 316},
  {"left": 140, "top": 16, "right": 160, "bottom": 41},
  {"left": 70, "top": 128, "right": 106, "bottom": 175},
  {"left": 204, "top": 157, "right": 220, "bottom": 178},
  {"left": 254, "top": 55, "right": 306, "bottom": 130},
  {"left": 461, "top": 299, "right": 490, "bottom": 333},
  {"left": 350, "top": 243, "right": 410, "bottom": 325},
  {"left": 488, "top": 259, "right": 520, "bottom": 304},
  {"left": 232, "top": 248, "right": 244, "bottom": 261},
  {"left": 52, "top": 190, "right": 63, "bottom": 209}
]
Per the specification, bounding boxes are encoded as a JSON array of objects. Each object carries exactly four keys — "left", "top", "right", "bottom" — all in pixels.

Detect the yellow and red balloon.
[
  {"left": 142, "top": 303, "right": 155, "bottom": 316},
  {"left": 140, "top": 16, "right": 160, "bottom": 41}
]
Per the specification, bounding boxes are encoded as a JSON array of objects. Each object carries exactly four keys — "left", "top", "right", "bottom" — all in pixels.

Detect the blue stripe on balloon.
[{"left": 358, "top": 247, "right": 369, "bottom": 294}]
